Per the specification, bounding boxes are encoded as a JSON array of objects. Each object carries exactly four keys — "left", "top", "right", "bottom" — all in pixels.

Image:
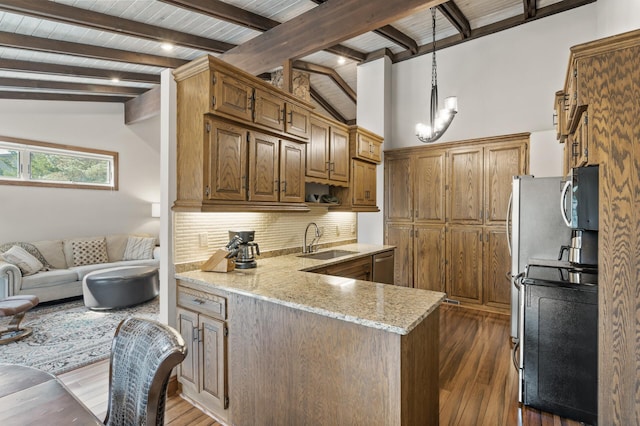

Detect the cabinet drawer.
[{"left": 178, "top": 287, "right": 226, "bottom": 320}]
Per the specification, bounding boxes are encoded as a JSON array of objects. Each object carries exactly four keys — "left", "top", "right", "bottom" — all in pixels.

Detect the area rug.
[{"left": 0, "top": 298, "right": 158, "bottom": 375}]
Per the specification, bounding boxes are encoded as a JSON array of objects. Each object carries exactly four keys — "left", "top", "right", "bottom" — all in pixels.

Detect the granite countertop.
[{"left": 175, "top": 243, "right": 446, "bottom": 335}]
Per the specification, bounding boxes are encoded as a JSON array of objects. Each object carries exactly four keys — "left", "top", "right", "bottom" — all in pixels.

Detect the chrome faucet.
[{"left": 303, "top": 222, "right": 321, "bottom": 253}]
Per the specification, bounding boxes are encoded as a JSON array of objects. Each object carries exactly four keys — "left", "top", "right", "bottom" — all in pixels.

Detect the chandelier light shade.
[{"left": 415, "top": 8, "right": 458, "bottom": 143}]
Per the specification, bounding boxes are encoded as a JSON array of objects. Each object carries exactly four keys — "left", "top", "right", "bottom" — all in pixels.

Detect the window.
[{"left": 0, "top": 136, "right": 118, "bottom": 190}]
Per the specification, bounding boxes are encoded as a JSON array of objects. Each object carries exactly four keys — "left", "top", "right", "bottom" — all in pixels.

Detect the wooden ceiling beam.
[
  {"left": 160, "top": 0, "right": 366, "bottom": 63},
  {"left": 437, "top": 1, "right": 471, "bottom": 39},
  {"left": 0, "top": 59, "right": 160, "bottom": 84},
  {"left": 310, "top": 0, "right": 417, "bottom": 54},
  {"left": 374, "top": 26, "right": 419, "bottom": 54},
  {"left": 0, "top": 0, "right": 234, "bottom": 53},
  {"left": 0, "top": 31, "right": 188, "bottom": 68},
  {"left": 0, "top": 91, "right": 133, "bottom": 103},
  {"left": 0, "top": 77, "right": 148, "bottom": 95},
  {"left": 523, "top": 0, "right": 537, "bottom": 19},
  {"left": 125, "top": 86, "right": 160, "bottom": 124},
  {"left": 310, "top": 87, "right": 347, "bottom": 124},
  {"left": 293, "top": 60, "right": 356, "bottom": 103},
  {"left": 395, "top": 0, "right": 596, "bottom": 62},
  {"left": 220, "top": 0, "right": 440, "bottom": 75}
]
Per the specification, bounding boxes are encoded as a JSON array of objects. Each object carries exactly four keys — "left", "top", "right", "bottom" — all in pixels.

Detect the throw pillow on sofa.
[
  {"left": 71, "top": 238, "right": 109, "bottom": 266},
  {"left": 0, "top": 241, "right": 53, "bottom": 270},
  {"left": 123, "top": 236, "right": 156, "bottom": 260},
  {"left": 1, "top": 245, "right": 44, "bottom": 275}
]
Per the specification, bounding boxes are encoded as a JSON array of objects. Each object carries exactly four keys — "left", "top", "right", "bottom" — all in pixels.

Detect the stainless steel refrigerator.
[{"left": 508, "top": 176, "right": 572, "bottom": 340}]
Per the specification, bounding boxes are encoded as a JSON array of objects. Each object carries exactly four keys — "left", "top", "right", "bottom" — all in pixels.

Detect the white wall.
[
  {"left": 597, "top": 0, "right": 640, "bottom": 37},
  {"left": 0, "top": 100, "right": 161, "bottom": 243},
  {"left": 390, "top": 3, "right": 598, "bottom": 158},
  {"left": 356, "top": 56, "right": 391, "bottom": 244}
]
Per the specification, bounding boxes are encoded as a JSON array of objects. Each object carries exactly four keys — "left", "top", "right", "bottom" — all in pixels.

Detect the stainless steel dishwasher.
[{"left": 372, "top": 250, "right": 395, "bottom": 284}]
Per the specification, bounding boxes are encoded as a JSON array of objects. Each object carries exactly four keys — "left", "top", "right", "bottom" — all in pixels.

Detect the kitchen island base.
[{"left": 228, "top": 295, "right": 439, "bottom": 426}]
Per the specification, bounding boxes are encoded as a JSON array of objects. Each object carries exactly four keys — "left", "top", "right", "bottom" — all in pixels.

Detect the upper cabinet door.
[
  {"left": 414, "top": 150, "right": 446, "bottom": 223},
  {"left": 279, "top": 140, "right": 305, "bottom": 203},
  {"left": 306, "top": 117, "right": 330, "bottom": 180},
  {"left": 329, "top": 126, "right": 349, "bottom": 183},
  {"left": 254, "top": 89, "right": 285, "bottom": 132},
  {"left": 212, "top": 72, "right": 253, "bottom": 122},
  {"left": 285, "top": 103, "right": 310, "bottom": 140},
  {"left": 204, "top": 120, "right": 247, "bottom": 201},
  {"left": 484, "top": 141, "right": 527, "bottom": 225},
  {"left": 248, "top": 132, "right": 279, "bottom": 202},
  {"left": 384, "top": 155, "right": 413, "bottom": 221},
  {"left": 447, "top": 146, "right": 483, "bottom": 224}
]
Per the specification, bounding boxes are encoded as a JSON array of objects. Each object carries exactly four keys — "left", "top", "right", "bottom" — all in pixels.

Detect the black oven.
[{"left": 517, "top": 264, "right": 597, "bottom": 425}]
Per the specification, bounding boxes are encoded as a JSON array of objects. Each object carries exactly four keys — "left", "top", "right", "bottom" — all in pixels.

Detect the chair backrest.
[{"left": 104, "top": 317, "right": 187, "bottom": 426}]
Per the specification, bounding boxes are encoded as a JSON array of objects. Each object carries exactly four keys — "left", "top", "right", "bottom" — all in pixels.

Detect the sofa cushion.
[
  {"left": 105, "top": 234, "right": 129, "bottom": 262},
  {"left": 63, "top": 237, "right": 102, "bottom": 267},
  {"left": 21, "top": 269, "right": 79, "bottom": 290},
  {"left": 1, "top": 246, "right": 44, "bottom": 276},
  {"left": 123, "top": 236, "right": 156, "bottom": 260},
  {"left": 71, "top": 238, "right": 109, "bottom": 267},
  {"left": 32, "top": 239, "right": 67, "bottom": 269}
]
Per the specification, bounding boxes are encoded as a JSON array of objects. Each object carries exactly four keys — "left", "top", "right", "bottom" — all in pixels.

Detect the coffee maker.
[{"left": 228, "top": 230, "right": 260, "bottom": 269}]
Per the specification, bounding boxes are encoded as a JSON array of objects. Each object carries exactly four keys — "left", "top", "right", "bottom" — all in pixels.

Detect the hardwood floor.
[
  {"left": 439, "top": 303, "right": 582, "bottom": 426},
  {"left": 59, "top": 304, "right": 582, "bottom": 425}
]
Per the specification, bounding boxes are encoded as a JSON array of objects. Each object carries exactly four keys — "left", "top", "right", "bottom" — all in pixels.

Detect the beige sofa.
[{"left": 0, "top": 235, "right": 159, "bottom": 303}]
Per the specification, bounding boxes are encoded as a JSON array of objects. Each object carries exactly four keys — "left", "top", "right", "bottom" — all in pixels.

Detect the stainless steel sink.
[{"left": 297, "top": 249, "right": 358, "bottom": 260}]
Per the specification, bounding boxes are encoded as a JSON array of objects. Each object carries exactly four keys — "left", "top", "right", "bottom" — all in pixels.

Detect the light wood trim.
[{"left": 0, "top": 134, "right": 119, "bottom": 191}]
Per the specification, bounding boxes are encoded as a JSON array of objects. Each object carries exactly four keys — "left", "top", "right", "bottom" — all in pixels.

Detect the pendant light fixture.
[{"left": 415, "top": 8, "right": 458, "bottom": 143}]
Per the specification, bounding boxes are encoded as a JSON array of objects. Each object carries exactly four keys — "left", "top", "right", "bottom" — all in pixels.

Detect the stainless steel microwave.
[{"left": 561, "top": 165, "right": 599, "bottom": 230}]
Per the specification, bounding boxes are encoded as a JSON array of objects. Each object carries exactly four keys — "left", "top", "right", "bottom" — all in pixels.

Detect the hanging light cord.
[{"left": 429, "top": 7, "right": 438, "bottom": 130}]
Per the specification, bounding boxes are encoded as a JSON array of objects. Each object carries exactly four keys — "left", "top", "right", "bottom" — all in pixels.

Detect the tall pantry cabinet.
[{"left": 384, "top": 133, "right": 528, "bottom": 313}]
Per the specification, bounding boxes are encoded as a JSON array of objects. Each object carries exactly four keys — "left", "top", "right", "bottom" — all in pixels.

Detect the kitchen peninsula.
[{"left": 175, "top": 243, "right": 445, "bottom": 425}]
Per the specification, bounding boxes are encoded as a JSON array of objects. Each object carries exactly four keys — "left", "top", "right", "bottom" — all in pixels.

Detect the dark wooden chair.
[
  {"left": 0, "top": 295, "right": 39, "bottom": 345},
  {"left": 104, "top": 317, "right": 187, "bottom": 426}
]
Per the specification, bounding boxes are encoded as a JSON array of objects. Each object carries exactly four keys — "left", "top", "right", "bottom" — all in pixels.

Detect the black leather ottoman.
[{"left": 82, "top": 266, "right": 159, "bottom": 310}]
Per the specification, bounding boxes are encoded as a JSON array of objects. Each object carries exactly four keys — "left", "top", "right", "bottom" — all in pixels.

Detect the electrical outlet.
[
  {"left": 198, "top": 232, "right": 208, "bottom": 247},
  {"left": 351, "top": 223, "right": 356, "bottom": 234}
]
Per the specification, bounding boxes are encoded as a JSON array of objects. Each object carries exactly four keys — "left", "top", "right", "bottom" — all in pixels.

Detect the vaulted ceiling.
[{"left": 0, "top": 0, "right": 594, "bottom": 124}]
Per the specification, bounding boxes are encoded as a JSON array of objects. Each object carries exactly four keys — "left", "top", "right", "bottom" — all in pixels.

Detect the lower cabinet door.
[
  {"left": 177, "top": 308, "right": 198, "bottom": 390},
  {"left": 200, "top": 315, "right": 228, "bottom": 411},
  {"left": 385, "top": 222, "right": 413, "bottom": 287},
  {"left": 447, "top": 226, "right": 483, "bottom": 303},
  {"left": 483, "top": 228, "right": 511, "bottom": 309},
  {"left": 414, "top": 225, "right": 445, "bottom": 292}
]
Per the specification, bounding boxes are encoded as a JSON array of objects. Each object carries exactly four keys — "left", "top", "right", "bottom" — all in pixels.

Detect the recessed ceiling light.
[
  {"left": 337, "top": 56, "right": 346, "bottom": 65},
  {"left": 161, "top": 42, "right": 174, "bottom": 51},
  {"left": 111, "top": 77, "right": 120, "bottom": 83}
]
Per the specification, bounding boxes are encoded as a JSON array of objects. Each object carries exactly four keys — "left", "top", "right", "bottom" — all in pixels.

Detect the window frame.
[{"left": 0, "top": 135, "right": 118, "bottom": 190}]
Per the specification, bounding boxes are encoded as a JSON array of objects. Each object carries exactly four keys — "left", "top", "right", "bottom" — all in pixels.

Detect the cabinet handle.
[
  {"left": 281, "top": 109, "right": 286, "bottom": 124},
  {"left": 205, "top": 186, "right": 210, "bottom": 197},
  {"left": 192, "top": 326, "right": 199, "bottom": 342},
  {"left": 275, "top": 179, "right": 279, "bottom": 192},
  {"left": 212, "top": 95, "right": 216, "bottom": 107},
  {"left": 552, "top": 112, "right": 558, "bottom": 126},
  {"left": 479, "top": 210, "right": 483, "bottom": 220},
  {"left": 572, "top": 142, "right": 579, "bottom": 158},
  {"left": 287, "top": 111, "right": 293, "bottom": 125},
  {"left": 281, "top": 181, "right": 287, "bottom": 192},
  {"left": 369, "top": 143, "right": 374, "bottom": 154},
  {"left": 330, "top": 162, "right": 335, "bottom": 172},
  {"left": 326, "top": 161, "right": 331, "bottom": 171}
]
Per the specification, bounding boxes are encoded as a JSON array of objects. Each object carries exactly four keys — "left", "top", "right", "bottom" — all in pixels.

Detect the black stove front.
[{"left": 519, "top": 264, "right": 598, "bottom": 425}]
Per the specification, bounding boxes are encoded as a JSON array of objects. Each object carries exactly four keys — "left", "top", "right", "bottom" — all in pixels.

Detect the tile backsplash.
[{"left": 174, "top": 208, "right": 357, "bottom": 264}]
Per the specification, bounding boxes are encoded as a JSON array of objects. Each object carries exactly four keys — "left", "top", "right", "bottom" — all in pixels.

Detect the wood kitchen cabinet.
[
  {"left": 173, "top": 55, "right": 313, "bottom": 212},
  {"left": 319, "top": 256, "right": 372, "bottom": 281},
  {"left": 306, "top": 114, "right": 349, "bottom": 185},
  {"left": 330, "top": 125, "right": 383, "bottom": 212},
  {"left": 205, "top": 119, "right": 305, "bottom": 205},
  {"left": 177, "top": 285, "right": 228, "bottom": 422},
  {"left": 384, "top": 133, "right": 528, "bottom": 312}
]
